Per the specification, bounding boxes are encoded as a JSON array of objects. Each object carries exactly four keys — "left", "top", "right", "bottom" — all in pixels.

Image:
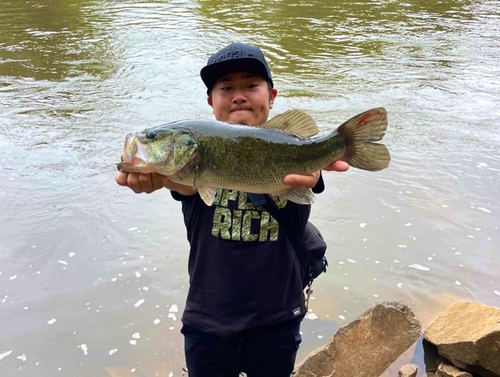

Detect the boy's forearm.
[{"left": 164, "top": 180, "right": 197, "bottom": 196}]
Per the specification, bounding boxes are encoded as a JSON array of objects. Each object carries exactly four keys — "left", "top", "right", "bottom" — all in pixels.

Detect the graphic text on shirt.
[{"left": 211, "top": 189, "right": 286, "bottom": 242}]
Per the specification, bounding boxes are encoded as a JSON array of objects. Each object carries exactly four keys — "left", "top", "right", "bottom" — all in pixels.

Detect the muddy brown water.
[{"left": 1, "top": 0, "right": 499, "bottom": 375}]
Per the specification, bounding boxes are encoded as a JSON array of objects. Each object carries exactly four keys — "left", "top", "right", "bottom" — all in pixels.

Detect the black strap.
[{"left": 248, "top": 193, "right": 308, "bottom": 264}]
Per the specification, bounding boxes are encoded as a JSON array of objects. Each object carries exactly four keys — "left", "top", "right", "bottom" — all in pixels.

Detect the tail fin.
[{"left": 337, "top": 107, "right": 391, "bottom": 171}]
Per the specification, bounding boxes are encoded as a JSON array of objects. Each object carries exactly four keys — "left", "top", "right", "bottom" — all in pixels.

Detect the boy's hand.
[
  {"left": 283, "top": 160, "right": 349, "bottom": 188},
  {"left": 115, "top": 171, "right": 168, "bottom": 194}
]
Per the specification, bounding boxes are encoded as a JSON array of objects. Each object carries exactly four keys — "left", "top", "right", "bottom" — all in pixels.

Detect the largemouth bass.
[{"left": 118, "top": 107, "right": 390, "bottom": 206}]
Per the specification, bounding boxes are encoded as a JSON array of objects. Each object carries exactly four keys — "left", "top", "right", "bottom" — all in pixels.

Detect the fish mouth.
[
  {"left": 117, "top": 157, "right": 146, "bottom": 172},
  {"left": 117, "top": 134, "right": 154, "bottom": 173},
  {"left": 124, "top": 135, "right": 150, "bottom": 161},
  {"left": 117, "top": 156, "right": 158, "bottom": 174}
]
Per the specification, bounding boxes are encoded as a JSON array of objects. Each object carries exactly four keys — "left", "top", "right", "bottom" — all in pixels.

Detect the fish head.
[{"left": 117, "top": 126, "right": 198, "bottom": 176}]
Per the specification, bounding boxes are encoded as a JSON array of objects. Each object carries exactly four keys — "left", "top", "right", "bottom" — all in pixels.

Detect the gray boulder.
[
  {"left": 398, "top": 364, "right": 419, "bottom": 377},
  {"left": 424, "top": 301, "right": 500, "bottom": 377},
  {"left": 294, "top": 301, "right": 421, "bottom": 377},
  {"left": 436, "top": 362, "right": 473, "bottom": 377}
]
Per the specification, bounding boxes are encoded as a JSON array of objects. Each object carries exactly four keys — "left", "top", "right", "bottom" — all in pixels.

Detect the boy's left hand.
[{"left": 283, "top": 160, "right": 349, "bottom": 188}]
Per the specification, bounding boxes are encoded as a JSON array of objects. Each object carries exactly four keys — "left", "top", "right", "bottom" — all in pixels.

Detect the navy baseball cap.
[{"left": 200, "top": 43, "right": 274, "bottom": 93}]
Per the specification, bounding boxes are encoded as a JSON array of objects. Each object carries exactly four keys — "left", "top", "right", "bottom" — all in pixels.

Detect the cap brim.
[{"left": 201, "top": 58, "right": 273, "bottom": 92}]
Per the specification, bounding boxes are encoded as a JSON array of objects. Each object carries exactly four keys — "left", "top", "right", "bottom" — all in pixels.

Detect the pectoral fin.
[
  {"left": 279, "top": 187, "right": 315, "bottom": 205},
  {"left": 198, "top": 186, "right": 218, "bottom": 206}
]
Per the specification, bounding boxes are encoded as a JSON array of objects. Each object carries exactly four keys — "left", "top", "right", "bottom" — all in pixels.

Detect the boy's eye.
[{"left": 221, "top": 86, "right": 231, "bottom": 91}]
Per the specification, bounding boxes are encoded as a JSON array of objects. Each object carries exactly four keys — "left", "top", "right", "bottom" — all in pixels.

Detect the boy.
[{"left": 116, "top": 43, "right": 348, "bottom": 377}]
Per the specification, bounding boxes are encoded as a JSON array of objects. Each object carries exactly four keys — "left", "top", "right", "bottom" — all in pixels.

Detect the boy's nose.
[{"left": 232, "top": 94, "right": 247, "bottom": 104}]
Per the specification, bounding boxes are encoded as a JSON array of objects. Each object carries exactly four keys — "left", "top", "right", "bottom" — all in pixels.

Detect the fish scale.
[{"left": 190, "top": 131, "right": 344, "bottom": 192}]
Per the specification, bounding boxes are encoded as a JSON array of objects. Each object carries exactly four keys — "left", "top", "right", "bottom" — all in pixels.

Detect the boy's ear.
[
  {"left": 207, "top": 95, "right": 213, "bottom": 107},
  {"left": 270, "top": 88, "right": 278, "bottom": 109}
]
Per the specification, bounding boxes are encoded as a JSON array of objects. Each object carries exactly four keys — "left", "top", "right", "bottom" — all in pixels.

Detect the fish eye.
[{"left": 146, "top": 130, "right": 156, "bottom": 140}]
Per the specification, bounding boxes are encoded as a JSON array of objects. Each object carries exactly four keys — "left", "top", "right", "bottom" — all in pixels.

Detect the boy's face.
[{"left": 208, "top": 71, "right": 277, "bottom": 126}]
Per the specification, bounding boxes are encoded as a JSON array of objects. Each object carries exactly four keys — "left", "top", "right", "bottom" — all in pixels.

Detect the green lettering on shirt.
[
  {"left": 221, "top": 189, "right": 238, "bottom": 208},
  {"left": 211, "top": 207, "right": 232, "bottom": 240},
  {"left": 242, "top": 210, "right": 260, "bottom": 242},
  {"left": 231, "top": 210, "right": 243, "bottom": 241},
  {"left": 237, "top": 191, "right": 255, "bottom": 210},
  {"left": 259, "top": 211, "right": 279, "bottom": 242},
  {"left": 210, "top": 191, "right": 285, "bottom": 242}
]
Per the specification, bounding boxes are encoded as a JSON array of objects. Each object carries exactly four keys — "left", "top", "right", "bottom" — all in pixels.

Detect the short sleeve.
[
  {"left": 171, "top": 190, "right": 191, "bottom": 201},
  {"left": 312, "top": 172, "right": 324, "bottom": 194}
]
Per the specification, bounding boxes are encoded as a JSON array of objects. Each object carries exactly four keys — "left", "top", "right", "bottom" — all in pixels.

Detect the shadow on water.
[{"left": 422, "top": 338, "right": 441, "bottom": 373}]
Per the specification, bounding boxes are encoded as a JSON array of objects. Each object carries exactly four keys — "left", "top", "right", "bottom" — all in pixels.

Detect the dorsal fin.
[{"left": 260, "top": 110, "right": 319, "bottom": 138}]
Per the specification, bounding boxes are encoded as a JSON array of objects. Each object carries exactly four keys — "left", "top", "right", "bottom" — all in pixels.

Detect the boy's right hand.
[
  {"left": 115, "top": 171, "right": 169, "bottom": 194},
  {"left": 116, "top": 170, "right": 198, "bottom": 196}
]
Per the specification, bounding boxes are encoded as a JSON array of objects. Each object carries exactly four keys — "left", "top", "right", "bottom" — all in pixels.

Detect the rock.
[
  {"left": 436, "top": 362, "right": 473, "bottom": 377},
  {"left": 398, "top": 363, "right": 419, "bottom": 377},
  {"left": 424, "top": 301, "right": 500, "bottom": 377},
  {"left": 294, "top": 301, "right": 421, "bottom": 377},
  {"left": 380, "top": 341, "right": 419, "bottom": 376}
]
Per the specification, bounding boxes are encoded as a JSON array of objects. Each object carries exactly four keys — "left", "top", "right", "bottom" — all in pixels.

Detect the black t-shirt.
[{"left": 172, "top": 177, "right": 323, "bottom": 339}]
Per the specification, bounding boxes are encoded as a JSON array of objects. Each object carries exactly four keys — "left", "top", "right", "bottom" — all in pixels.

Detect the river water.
[{"left": 1, "top": 0, "right": 498, "bottom": 376}]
